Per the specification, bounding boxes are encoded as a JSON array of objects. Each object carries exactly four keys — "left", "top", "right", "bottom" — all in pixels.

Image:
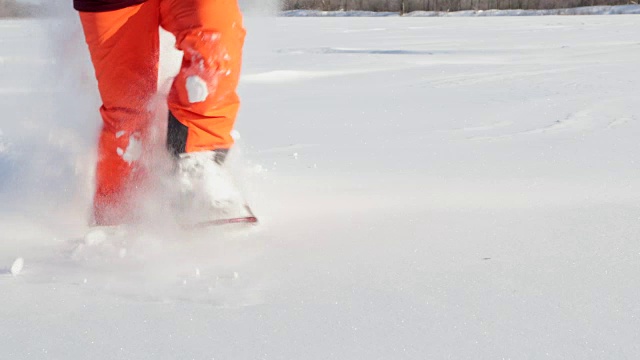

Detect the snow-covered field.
[{"left": 2, "top": 11, "right": 640, "bottom": 359}]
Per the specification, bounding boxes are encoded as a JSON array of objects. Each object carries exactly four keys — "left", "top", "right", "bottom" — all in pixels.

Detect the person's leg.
[
  {"left": 79, "top": 1, "right": 160, "bottom": 225},
  {"left": 160, "top": 0, "right": 246, "bottom": 156}
]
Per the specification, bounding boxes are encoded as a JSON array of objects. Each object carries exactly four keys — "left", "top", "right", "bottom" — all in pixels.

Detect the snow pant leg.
[
  {"left": 160, "top": 0, "right": 246, "bottom": 154},
  {"left": 79, "top": 1, "right": 160, "bottom": 225}
]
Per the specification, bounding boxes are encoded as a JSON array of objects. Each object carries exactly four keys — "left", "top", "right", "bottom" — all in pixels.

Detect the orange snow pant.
[{"left": 80, "top": 0, "right": 245, "bottom": 225}]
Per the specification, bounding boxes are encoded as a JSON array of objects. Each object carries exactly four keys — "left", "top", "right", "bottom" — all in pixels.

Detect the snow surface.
[{"left": 2, "top": 10, "right": 640, "bottom": 359}]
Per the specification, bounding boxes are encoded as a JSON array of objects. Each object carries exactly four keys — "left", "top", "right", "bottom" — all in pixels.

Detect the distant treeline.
[
  {"left": 282, "top": 0, "right": 637, "bottom": 12},
  {"left": 0, "top": 0, "right": 41, "bottom": 17}
]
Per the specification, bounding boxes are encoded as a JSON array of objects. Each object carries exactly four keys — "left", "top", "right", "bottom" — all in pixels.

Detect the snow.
[
  {"left": 186, "top": 75, "right": 209, "bottom": 103},
  {"left": 116, "top": 133, "right": 143, "bottom": 165},
  {"left": 2, "top": 9, "right": 640, "bottom": 359},
  {"left": 10, "top": 257, "right": 24, "bottom": 276}
]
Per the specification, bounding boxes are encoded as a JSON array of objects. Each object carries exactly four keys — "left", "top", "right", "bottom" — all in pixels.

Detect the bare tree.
[
  {"left": 0, "top": 0, "right": 37, "bottom": 17},
  {"left": 282, "top": 0, "right": 635, "bottom": 10}
]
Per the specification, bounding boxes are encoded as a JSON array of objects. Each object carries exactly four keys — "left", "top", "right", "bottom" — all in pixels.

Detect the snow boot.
[{"left": 174, "top": 150, "right": 255, "bottom": 227}]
